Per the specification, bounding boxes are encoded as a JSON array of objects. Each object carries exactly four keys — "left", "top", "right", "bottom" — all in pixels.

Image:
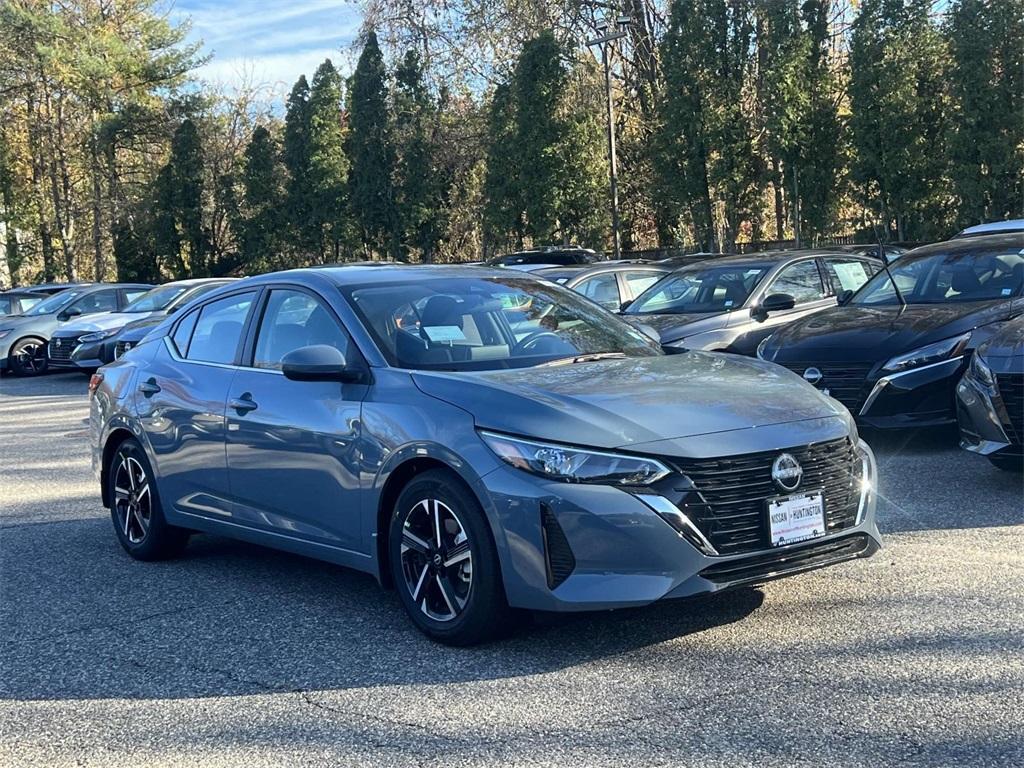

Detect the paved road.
[{"left": 2, "top": 373, "right": 1022, "bottom": 767}]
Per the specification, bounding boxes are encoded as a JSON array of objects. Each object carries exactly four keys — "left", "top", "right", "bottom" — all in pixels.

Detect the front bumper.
[
  {"left": 481, "top": 440, "right": 881, "bottom": 613},
  {"left": 68, "top": 337, "right": 116, "bottom": 369},
  {"left": 857, "top": 357, "right": 965, "bottom": 429},
  {"left": 956, "top": 368, "right": 1018, "bottom": 457}
]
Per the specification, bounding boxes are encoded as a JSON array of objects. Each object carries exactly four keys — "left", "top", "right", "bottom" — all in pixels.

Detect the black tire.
[
  {"left": 107, "top": 438, "right": 190, "bottom": 561},
  {"left": 8, "top": 337, "right": 48, "bottom": 376},
  {"left": 988, "top": 452, "right": 1024, "bottom": 473},
  {"left": 388, "top": 469, "right": 512, "bottom": 646}
]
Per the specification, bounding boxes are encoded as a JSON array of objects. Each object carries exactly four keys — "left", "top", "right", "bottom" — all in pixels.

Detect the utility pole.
[{"left": 587, "top": 15, "right": 630, "bottom": 261}]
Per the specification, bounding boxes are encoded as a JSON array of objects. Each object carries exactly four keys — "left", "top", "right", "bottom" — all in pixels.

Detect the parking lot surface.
[{"left": 1, "top": 373, "right": 1022, "bottom": 767}]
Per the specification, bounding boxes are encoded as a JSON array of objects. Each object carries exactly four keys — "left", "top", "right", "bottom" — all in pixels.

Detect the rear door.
[
  {"left": 225, "top": 286, "right": 366, "bottom": 552},
  {"left": 135, "top": 290, "right": 258, "bottom": 520}
]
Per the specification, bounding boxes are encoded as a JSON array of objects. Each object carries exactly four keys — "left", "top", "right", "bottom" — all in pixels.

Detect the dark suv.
[{"left": 486, "top": 246, "right": 599, "bottom": 268}]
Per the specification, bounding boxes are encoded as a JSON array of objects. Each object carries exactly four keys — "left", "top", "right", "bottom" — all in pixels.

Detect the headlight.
[
  {"left": 0, "top": 329, "right": 12, "bottom": 340},
  {"left": 479, "top": 431, "right": 670, "bottom": 486},
  {"left": 969, "top": 352, "right": 994, "bottom": 388},
  {"left": 79, "top": 329, "right": 118, "bottom": 343},
  {"left": 882, "top": 333, "right": 970, "bottom": 373},
  {"left": 756, "top": 335, "right": 775, "bottom": 361}
]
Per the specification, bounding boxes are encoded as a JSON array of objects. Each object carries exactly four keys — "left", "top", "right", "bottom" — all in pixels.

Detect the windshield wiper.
[{"left": 537, "top": 352, "right": 628, "bottom": 368}]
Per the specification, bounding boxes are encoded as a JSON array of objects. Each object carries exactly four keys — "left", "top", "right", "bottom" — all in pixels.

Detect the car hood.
[
  {"left": 769, "top": 301, "right": 1019, "bottom": 361},
  {"left": 55, "top": 311, "right": 154, "bottom": 335},
  {"left": 621, "top": 311, "right": 730, "bottom": 343},
  {"left": 978, "top": 314, "right": 1024, "bottom": 359},
  {"left": 412, "top": 353, "right": 843, "bottom": 450},
  {"left": 118, "top": 314, "right": 167, "bottom": 341}
]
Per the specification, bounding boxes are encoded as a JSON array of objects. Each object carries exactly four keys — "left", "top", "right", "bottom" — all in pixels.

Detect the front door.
[
  {"left": 225, "top": 287, "right": 366, "bottom": 552},
  {"left": 735, "top": 259, "right": 833, "bottom": 355}
]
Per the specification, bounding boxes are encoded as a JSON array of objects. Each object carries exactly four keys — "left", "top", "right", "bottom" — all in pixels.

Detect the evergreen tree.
[
  {"left": 239, "top": 125, "right": 286, "bottom": 270},
  {"left": 151, "top": 119, "right": 207, "bottom": 277},
  {"left": 850, "top": 0, "right": 949, "bottom": 240},
  {"left": 348, "top": 31, "right": 397, "bottom": 258},
  {"left": 308, "top": 60, "right": 350, "bottom": 261},
  {"left": 946, "top": 0, "right": 1024, "bottom": 226},
  {"left": 393, "top": 50, "right": 448, "bottom": 262},
  {"left": 482, "top": 82, "right": 523, "bottom": 250},
  {"left": 282, "top": 75, "right": 316, "bottom": 259}
]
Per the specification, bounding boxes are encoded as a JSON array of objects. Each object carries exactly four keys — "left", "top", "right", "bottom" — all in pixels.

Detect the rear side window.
[
  {"left": 182, "top": 292, "right": 256, "bottom": 364},
  {"left": 170, "top": 310, "right": 199, "bottom": 356}
]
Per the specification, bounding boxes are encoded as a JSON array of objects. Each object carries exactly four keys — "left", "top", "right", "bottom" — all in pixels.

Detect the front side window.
[
  {"left": 343, "top": 276, "right": 661, "bottom": 371},
  {"left": 824, "top": 258, "right": 878, "bottom": 294},
  {"left": 627, "top": 265, "right": 770, "bottom": 315},
  {"left": 853, "top": 246, "right": 1024, "bottom": 305},
  {"left": 71, "top": 290, "right": 119, "bottom": 315},
  {"left": 183, "top": 292, "right": 256, "bottom": 364},
  {"left": 575, "top": 273, "right": 621, "bottom": 310},
  {"left": 768, "top": 260, "right": 826, "bottom": 304},
  {"left": 253, "top": 289, "right": 350, "bottom": 370}
]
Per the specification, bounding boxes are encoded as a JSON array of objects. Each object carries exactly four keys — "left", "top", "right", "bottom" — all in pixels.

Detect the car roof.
[
  {"left": 20, "top": 282, "right": 95, "bottom": 294},
  {"left": 0, "top": 290, "right": 40, "bottom": 298},
  {"left": 227, "top": 264, "right": 532, "bottom": 288},
  {"left": 665, "top": 249, "right": 863, "bottom": 271},
  {"left": 533, "top": 262, "right": 667, "bottom": 279},
  {"left": 955, "top": 219, "right": 1024, "bottom": 237},
  {"left": 894, "top": 231, "right": 1024, "bottom": 260}
]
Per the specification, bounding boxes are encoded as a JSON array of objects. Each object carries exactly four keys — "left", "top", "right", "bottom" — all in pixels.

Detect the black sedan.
[
  {"left": 758, "top": 233, "right": 1024, "bottom": 429},
  {"left": 957, "top": 314, "right": 1023, "bottom": 471}
]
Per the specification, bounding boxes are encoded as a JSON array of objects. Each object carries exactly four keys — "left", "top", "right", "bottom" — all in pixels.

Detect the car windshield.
[
  {"left": 24, "top": 289, "right": 84, "bottom": 316},
  {"left": 851, "top": 245, "right": 1024, "bottom": 305},
  {"left": 120, "top": 284, "right": 189, "bottom": 313},
  {"left": 626, "top": 264, "right": 770, "bottom": 315},
  {"left": 342, "top": 275, "right": 662, "bottom": 371}
]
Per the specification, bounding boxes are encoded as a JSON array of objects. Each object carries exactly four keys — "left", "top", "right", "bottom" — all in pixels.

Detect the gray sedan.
[
  {"left": 90, "top": 265, "right": 880, "bottom": 645},
  {"left": 0, "top": 283, "right": 151, "bottom": 376},
  {"left": 532, "top": 262, "right": 671, "bottom": 311}
]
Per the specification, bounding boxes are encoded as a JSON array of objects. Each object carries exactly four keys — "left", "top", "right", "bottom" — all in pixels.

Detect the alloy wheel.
[
  {"left": 16, "top": 342, "right": 45, "bottom": 374},
  {"left": 113, "top": 453, "right": 152, "bottom": 544},
  {"left": 399, "top": 498, "right": 473, "bottom": 622}
]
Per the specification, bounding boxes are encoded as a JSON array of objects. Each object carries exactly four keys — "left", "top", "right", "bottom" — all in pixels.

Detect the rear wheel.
[
  {"left": 388, "top": 469, "right": 511, "bottom": 645},
  {"left": 9, "top": 338, "right": 48, "bottom": 376},
  {"left": 108, "top": 438, "right": 190, "bottom": 560}
]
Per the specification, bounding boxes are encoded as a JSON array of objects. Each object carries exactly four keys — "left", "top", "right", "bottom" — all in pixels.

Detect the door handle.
[
  {"left": 229, "top": 394, "right": 258, "bottom": 414},
  {"left": 138, "top": 379, "right": 161, "bottom": 397}
]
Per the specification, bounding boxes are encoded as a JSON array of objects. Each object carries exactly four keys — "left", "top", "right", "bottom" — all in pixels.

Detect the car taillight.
[{"left": 88, "top": 372, "right": 104, "bottom": 397}]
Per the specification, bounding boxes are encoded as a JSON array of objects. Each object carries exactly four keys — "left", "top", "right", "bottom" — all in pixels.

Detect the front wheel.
[
  {"left": 108, "top": 438, "right": 190, "bottom": 560},
  {"left": 388, "top": 469, "right": 511, "bottom": 645},
  {"left": 8, "top": 338, "right": 48, "bottom": 376}
]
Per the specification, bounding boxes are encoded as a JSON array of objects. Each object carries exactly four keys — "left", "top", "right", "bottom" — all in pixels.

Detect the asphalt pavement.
[{"left": 1, "top": 372, "right": 1022, "bottom": 767}]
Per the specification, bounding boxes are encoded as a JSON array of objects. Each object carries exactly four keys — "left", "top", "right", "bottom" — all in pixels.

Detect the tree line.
[{"left": 1, "top": 0, "right": 1021, "bottom": 286}]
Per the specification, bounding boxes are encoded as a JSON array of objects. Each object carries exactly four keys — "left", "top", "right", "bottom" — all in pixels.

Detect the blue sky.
[{"left": 170, "top": 1, "right": 364, "bottom": 91}]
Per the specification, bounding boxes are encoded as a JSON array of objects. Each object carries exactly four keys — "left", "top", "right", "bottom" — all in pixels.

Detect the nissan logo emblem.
[
  {"left": 803, "top": 367, "right": 823, "bottom": 386},
  {"left": 771, "top": 453, "right": 803, "bottom": 492}
]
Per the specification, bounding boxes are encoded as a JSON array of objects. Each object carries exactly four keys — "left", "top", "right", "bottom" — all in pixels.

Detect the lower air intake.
[{"left": 541, "top": 505, "right": 575, "bottom": 590}]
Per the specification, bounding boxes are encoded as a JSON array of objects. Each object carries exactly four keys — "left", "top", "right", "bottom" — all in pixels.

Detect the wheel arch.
[
  {"left": 7, "top": 334, "right": 48, "bottom": 360},
  {"left": 373, "top": 447, "right": 496, "bottom": 590},
  {"left": 100, "top": 427, "right": 136, "bottom": 508}
]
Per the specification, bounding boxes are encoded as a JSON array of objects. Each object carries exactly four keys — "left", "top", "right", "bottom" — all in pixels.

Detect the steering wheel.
[{"left": 513, "top": 330, "right": 565, "bottom": 355}]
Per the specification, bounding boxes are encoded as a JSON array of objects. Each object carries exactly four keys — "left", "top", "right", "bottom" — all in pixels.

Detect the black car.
[
  {"left": 532, "top": 262, "right": 670, "bottom": 311},
  {"left": 486, "top": 246, "right": 599, "bottom": 268},
  {"left": 0, "top": 291, "right": 43, "bottom": 316},
  {"left": 620, "top": 250, "right": 883, "bottom": 355},
  {"left": 20, "top": 282, "right": 95, "bottom": 295},
  {"left": 758, "top": 233, "right": 1024, "bottom": 429},
  {"left": 956, "top": 314, "right": 1024, "bottom": 471}
]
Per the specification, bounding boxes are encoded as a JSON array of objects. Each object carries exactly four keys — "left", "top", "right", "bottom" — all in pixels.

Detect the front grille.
[
  {"left": 114, "top": 340, "right": 133, "bottom": 359},
  {"left": 996, "top": 373, "right": 1024, "bottom": 444},
  {"left": 48, "top": 336, "right": 81, "bottom": 363},
  {"left": 779, "top": 362, "right": 874, "bottom": 412},
  {"left": 540, "top": 504, "right": 575, "bottom": 589},
  {"left": 699, "top": 533, "right": 873, "bottom": 585},
  {"left": 670, "top": 438, "right": 861, "bottom": 556}
]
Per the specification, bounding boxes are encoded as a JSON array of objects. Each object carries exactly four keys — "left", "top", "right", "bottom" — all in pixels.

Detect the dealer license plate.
[{"left": 767, "top": 492, "right": 825, "bottom": 547}]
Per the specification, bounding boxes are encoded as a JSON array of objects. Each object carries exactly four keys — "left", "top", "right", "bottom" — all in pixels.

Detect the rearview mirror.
[{"left": 281, "top": 345, "right": 362, "bottom": 382}]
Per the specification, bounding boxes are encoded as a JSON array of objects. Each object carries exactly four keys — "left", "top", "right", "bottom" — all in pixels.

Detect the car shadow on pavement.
[{"left": 1, "top": 515, "right": 765, "bottom": 702}]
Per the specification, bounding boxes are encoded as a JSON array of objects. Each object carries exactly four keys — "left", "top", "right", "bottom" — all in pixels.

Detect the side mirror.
[
  {"left": 619, "top": 299, "right": 632, "bottom": 313},
  {"left": 762, "top": 293, "right": 796, "bottom": 312},
  {"left": 58, "top": 307, "right": 82, "bottom": 322},
  {"left": 837, "top": 289, "right": 853, "bottom": 306},
  {"left": 281, "top": 344, "right": 362, "bottom": 382}
]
